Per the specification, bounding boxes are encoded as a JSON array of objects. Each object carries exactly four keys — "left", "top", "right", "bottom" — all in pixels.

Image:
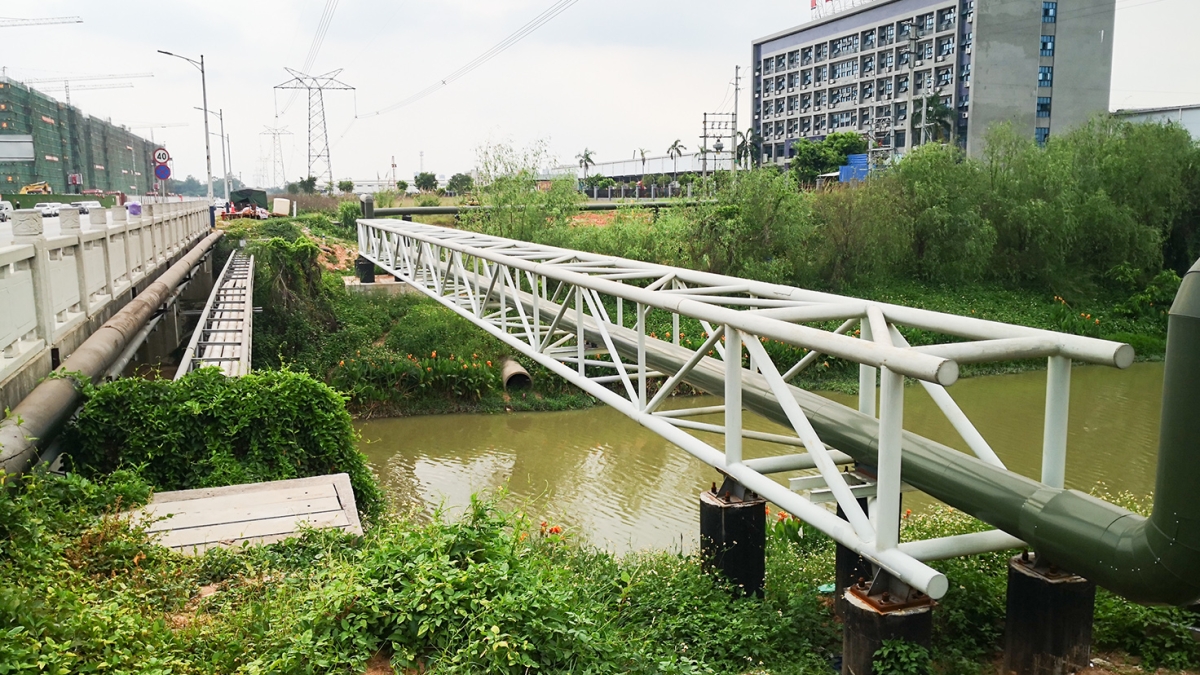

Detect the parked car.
[
  {"left": 34, "top": 202, "right": 60, "bottom": 217},
  {"left": 69, "top": 200, "right": 104, "bottom": 214},
  {"left": 0, "top": 200, "right": 12, "bottom": 222}
]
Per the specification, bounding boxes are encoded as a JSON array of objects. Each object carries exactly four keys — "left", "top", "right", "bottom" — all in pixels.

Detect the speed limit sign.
[{"left": 153, "top": 147, "right": 171, "bottom": 164}]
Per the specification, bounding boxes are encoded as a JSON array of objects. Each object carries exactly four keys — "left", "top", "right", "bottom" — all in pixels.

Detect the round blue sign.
[{"left": 154, "top": 164, "right": 172, "bottom": 180}]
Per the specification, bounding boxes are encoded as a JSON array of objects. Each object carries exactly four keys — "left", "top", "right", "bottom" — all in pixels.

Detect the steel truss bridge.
[
  {"left": 355, "top": 219, "right": 1195, "bottom": 605},
  {"left": 176, "top": 251, "right": 255, "bottom": 379}
]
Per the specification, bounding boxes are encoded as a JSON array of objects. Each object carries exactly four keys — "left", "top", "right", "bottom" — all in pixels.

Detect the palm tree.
[
  {"left": 576, "top": 148, "right": 595, "bottom": 184},
  {"left": 637, "top": 148, "right": 650, "bottom": 184},
  {"left": 695, "top": 146, "right": 710, "bottom": 177},
  {"left": 910, "top": 95, "right": 953, "bottom": 146},
  {"left": 735, "top": 128, "right": 762, "bottom": 169},
  {"left": 666, "top": 140, "right": 687, "bottom": 184}
]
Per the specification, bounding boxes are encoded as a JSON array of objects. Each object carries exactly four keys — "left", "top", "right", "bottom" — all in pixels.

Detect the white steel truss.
[
  {"left": 176, "top": 251, "right": 254, "bottom": 379},
  {"left": 357, "top": 219, "right": 1134, "bottom": 598}
]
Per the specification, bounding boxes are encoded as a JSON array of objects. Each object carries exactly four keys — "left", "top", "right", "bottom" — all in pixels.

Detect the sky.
[{"left": 3, "top": 0, "right": 1197, "bottom": 188}]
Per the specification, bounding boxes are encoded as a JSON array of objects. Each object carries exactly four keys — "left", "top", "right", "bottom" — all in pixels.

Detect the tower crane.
[
  {"left": 0, "top": 17, "right": 83, "bottom": 28},
  {"left": 21, "top": 72, "right": 154, "bottom": 105}
]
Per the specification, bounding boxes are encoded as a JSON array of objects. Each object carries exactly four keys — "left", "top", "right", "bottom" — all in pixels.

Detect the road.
[{"left": 0, "top": 201, "right": 205, "bottom": 247}]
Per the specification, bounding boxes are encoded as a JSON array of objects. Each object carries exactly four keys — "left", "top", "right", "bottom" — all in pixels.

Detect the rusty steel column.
[
  {"left": 1003, "top": 553, "right": 1096, "bottom": 675},
  {"left": 700, "top": 477, "right": 766, "bottom": 597},
  {"left": 842, "top": 575, "right": 935, "bottom": 675}
]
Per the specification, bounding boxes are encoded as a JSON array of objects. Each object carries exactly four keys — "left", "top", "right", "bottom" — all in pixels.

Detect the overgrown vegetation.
[
  {"left": 217, "top": 217, "right": 592, "bottom": 417},
  {"left": 462, "top": 121, "right": 1192, "bottom": 369},
  {"left": 64, "top": 368, "right": 385, "bottom": 522},
  {"left": 3, "top": 470, "right": 1195, "bottom": 674}
]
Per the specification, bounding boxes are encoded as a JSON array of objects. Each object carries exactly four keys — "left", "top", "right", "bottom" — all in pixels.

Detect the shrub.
[
  {"left": 337, "top": 199, "right": 360, "bottom": 230},
  {"left": 64, "top": 369, "right": 385, "bottom": 522},
  {"left": 874, "top": 640, "right": 932, "bottom": 675},
  {"left": 414, "top": 194, "right": 441, "bottom": 207}
]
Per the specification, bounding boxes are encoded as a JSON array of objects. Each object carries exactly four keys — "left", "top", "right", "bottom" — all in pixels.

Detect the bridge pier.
[
  {"left": 842, "top": 570, "right": 935, "bottom": 675},
  {"left": 1003, "top": 553, "right": 1095, "bottom": 675},
  {"left": 700, "top": 476, "right": 765, "bottom": 597}
]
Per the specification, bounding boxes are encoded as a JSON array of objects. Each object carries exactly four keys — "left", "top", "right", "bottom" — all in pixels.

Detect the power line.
[
  {"left": 280, "top": 0, "right": 341, "bottom": 116},
  {"left": 359, "top": 0, "right": 583, "bottom": 118}
]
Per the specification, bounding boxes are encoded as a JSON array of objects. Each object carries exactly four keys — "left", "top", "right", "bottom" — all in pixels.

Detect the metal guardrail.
[
  {"left": 367, "top": 199, "right": 711, "bottom": 219},
  {"left": 175, "top": 251, "right": 254, "bottom": 378}
]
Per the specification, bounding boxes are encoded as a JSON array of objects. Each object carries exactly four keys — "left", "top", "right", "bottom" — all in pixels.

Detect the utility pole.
[
  {"left": 732, "top": 65, "right": 740, "bottom": 178},
  {"left": 196, "top": 107, "right": 230, "bottom": 201},
  {"left": 700, "top": 111, "right": 735, "bottom": 180}
]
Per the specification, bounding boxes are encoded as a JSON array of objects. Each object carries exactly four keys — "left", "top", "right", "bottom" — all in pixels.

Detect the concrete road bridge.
[
  {"left": 0, "top": 203, "right": 221, "bottom": 473},
  {"left": 356, "top": 217, "right": 1200, "bottom": 673}
]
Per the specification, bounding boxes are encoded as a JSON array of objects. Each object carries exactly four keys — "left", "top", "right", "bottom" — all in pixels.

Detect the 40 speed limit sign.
[{"left": 153, "top": 147, "right": 171, "bottom": 164}]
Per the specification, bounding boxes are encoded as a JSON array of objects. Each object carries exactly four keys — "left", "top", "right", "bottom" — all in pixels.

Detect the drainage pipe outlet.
[{"left": 499, "top": 357, "right": 532, "bottom": 390}]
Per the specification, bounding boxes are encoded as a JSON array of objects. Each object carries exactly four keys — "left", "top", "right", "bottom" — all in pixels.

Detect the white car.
[
  {"left": 0, "top": 200, "right": 12, "bottom": 222},
  {"left": 81, "top": 200, "right": 103, "bottom": 213},
  {"left": 34, "top": 202, "right": 60, "bottom": 217}
]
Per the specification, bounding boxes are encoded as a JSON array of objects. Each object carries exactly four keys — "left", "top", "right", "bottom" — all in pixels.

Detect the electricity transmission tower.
[
  {"left": 260, "top": 119, "right": 292, "bottom": 188},
  {"left": 274, "top": 68, "right": 353, "bottom": 188}
]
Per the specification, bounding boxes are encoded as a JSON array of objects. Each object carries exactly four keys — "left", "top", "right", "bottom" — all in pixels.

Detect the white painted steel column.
[
  {"left": 877, "top": 366, "right": 904, "bottom": 550},
  {"left": 725, "top": 326, "right": 743, "bottom": 466},
  {"left": 576, "top": 287, "right": 585, "bottom": 376},
  {"left": 637, "top": 303, "right": 647, "bottom": 408},
  {"left": 859, "top": 318, "right": 876, "bottom": 416},
  {"left": 1041, "top": 355, "right": 1071, "bottom": 488}
]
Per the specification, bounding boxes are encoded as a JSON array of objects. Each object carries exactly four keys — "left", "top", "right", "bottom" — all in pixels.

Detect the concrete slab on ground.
[
  {"left": 132, "top": 473, "right": 363, "bottom": 554},
  {"left": 343, "top": 275, "right": 420, "bottom": 296}
]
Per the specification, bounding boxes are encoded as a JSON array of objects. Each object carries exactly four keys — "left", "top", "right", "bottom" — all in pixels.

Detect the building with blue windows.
[{"left": 751, "top": 0, "right": 1115, "bottom": 164}]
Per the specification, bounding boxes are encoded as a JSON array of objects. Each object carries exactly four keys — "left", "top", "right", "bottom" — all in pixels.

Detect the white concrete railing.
[{"left": 0, "top": 202, "right": 210, "bottom": 383}]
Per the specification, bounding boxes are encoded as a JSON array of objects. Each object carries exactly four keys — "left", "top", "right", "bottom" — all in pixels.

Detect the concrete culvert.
[{"left": 499, "top": 357, "right": 532, "bottom": 390}]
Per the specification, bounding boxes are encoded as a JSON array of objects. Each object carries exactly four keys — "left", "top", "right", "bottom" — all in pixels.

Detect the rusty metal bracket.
[{"left": 848, "top": 566, "right": 936, "bottom": 613}]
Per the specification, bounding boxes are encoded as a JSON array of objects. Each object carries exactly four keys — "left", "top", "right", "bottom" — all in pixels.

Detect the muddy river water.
[{"left": 358, "top": 362, "right": 1164, "bottom": 553}]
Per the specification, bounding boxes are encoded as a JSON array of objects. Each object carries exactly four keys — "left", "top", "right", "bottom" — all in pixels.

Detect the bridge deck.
[
  {"left": 133, "top": 473, "right": 362, "bottom": 554},
  {"left": 176, "top": 250, "right": 254, "bottom": 378}
]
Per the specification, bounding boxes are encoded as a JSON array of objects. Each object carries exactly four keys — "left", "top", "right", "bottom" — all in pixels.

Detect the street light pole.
[
  {"left": 197, "top": 107, "right": 230, "bottom": 201},
  {"left": 158, "top": 50, "right": 213, "bottom": 202}
]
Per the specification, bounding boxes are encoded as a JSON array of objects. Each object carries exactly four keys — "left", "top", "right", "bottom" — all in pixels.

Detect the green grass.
[{"left": 3, "top": 470, "right": 1194, "bottom": 674}]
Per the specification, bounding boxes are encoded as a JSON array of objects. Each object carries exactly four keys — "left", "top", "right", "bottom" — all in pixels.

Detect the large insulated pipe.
[
  {"left": 0, "top": 231, "right": 224, "bottom": 475},
  {"left": 509, "top": 259, "right": 1200, "bottom": 605}
]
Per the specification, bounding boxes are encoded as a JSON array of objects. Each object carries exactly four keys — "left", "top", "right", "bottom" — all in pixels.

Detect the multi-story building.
[
  {"left": 751, "top": 0, "right": 1115, "bottom": 165},
  {"left": 0, "top": 76, "right": 157, "bottom": 194}
]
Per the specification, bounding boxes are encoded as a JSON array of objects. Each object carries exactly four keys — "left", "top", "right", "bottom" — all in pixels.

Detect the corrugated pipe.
[
  {"left": 0, "top": 231, "right": 224, "bottom": 475},
  {"left": 526, "top": 257, "right": 1200, "bottom": 605}
]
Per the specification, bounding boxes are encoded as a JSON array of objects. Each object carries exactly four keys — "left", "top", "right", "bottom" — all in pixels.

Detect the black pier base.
[
  {"left": 699, "top": 477, "right": 766, "bottom": 597},
  {"left": 1003, "top": 553, "right": 1096, "bottom": 675},
  {"left": 835, "top": 501, "right": 872, "bottom": 617},
  {"left": 842, "top": 572, "right": 935, "bottom": 675},
  {"left": 355, "top": 255, "right": 375, "bottom": 283}
]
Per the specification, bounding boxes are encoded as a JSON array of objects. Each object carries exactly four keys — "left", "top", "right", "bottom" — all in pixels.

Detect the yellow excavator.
[{"left": 18, "top": 181, "right": 52, "bottom": 195}]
